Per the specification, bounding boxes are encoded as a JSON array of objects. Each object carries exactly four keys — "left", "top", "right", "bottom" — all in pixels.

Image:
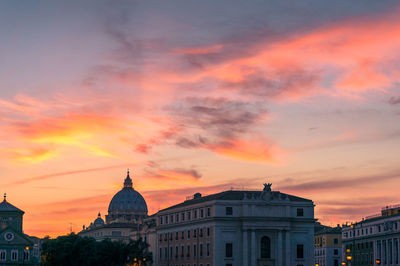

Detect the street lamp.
[
  {"left": 342, "top": 262, "right": 346, "bottom": 266},
  {"left": 376, "top": 259, "right": 381, "bottom": 265}
]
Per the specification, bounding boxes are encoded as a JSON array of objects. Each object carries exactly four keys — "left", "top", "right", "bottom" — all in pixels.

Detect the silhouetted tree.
[{"left": 40, "top": 233, "right": 152, "bottom": 266}]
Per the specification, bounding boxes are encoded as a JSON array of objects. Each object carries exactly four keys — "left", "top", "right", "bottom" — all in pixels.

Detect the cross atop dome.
[
  {"left": 124, "top": 169, "right": 133, "bottom": 188},
  {"left": 3, "top": 193, "right": 6, "bottom": 202}
]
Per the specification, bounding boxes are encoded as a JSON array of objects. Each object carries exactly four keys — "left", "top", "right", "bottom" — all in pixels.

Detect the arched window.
[{"left": 260, "top": 236, "right": 271, "bottom": 258}]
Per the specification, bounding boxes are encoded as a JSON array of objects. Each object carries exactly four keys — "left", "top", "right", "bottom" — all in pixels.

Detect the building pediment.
[{"left": 0, "top": 226, "right": 33, "bottom": 246}]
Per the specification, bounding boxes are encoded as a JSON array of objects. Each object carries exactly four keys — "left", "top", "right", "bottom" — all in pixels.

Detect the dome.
[
  {"left": 94, "top": 212, "right": 104, "bottom": 225},
  {"left": 107, "top": 170, "right": 148, "bottom": 214}
]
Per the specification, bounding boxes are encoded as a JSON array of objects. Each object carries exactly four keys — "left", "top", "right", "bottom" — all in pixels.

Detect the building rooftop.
[
  {"left": 315, "top": 225, "right": 342, "bottom": 235},
  {"left": 0, "top": 194, "right": 24, "bottom": 213},
  {"left": 160, "top": 189, "right": 312, "bottom": 212}
]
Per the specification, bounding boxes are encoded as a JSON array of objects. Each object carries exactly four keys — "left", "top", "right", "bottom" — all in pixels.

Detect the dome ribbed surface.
[
  {"left": 108, "top": 187, "right": 148, "bottom": 213},
  {"left": 94, "top": 217, "right": 105, "bottom": 225}
]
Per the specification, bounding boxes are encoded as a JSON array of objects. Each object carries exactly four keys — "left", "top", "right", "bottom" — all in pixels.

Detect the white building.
[
  {"left": 150, "top": 183, "right": 315, "bottom": 266},
  {"left": 342, "top": 205, "right": 400, "bottom": 265}
]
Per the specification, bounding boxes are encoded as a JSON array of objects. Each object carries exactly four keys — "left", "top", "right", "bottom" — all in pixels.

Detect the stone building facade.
[
  {"left": 80, "top": 171, "right": 316, "bottom": 266},
  {"left": 0, "top": 194, "right": 39, "bottom": 265},
  {"left": 150, "top": 183, "right": 315, "bottom": 266},
  {"left": 342, "top": 204, "right": 400, "bottom": 265},
  {"left": 314, "top": 225, "right": 342, "bottom": 266}
]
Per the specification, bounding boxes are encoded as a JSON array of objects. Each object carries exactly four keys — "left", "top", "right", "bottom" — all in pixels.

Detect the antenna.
[{"left": 68, "top": 222, "right": 76, "bottom": 233}]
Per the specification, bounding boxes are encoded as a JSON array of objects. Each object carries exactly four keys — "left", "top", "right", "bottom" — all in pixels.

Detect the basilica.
[
  {"left": 79, "top": 170, "right": 149, "bottom": 242},
  {"left": 80, "top": 170, "right": 316, "bottom": 266}
]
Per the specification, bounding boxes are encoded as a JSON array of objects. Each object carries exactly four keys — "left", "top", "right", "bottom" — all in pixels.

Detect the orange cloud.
[
  {"left": 160, "top": 6, "right": 400, "bottom": 100},
  {"left": 208, "top": 139, "right": 284, "bottom": 163}
]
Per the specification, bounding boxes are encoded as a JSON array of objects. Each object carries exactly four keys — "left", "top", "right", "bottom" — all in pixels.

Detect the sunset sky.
[{"left": 1, "top": 0, "right": 400, "bottom": 237}]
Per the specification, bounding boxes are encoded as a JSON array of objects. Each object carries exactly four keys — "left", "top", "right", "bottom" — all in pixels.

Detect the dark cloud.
[
  {"left": 175, "top": 136, "right": 206, "bottom": 149},
  {"left": 170, "top": 168, "right": 202, "bottom": 179},
  {"left": 221, "top": 67, "right": 321, "bottom": 99},
  {"left": 280, "top": 170, "right": 400, "bottom": 192},
  {"left": 141, "top": 166, "right": 202, "bottom": 180},
  {"left": 317, "top": 196, "right": 394, "bottom": 207},
  {"left": 389, "top": 96, "right": 400, "bottom": 105},
  {"left": 168, "top": 97, "right": 268, "bottom": 140},
  {"left": 317, "top": 206, "right": 379, "bottom": 217}
]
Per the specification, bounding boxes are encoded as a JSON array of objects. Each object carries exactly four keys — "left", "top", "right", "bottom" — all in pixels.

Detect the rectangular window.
[
  {"left": 200, "top": 228, "right": 203, "bottom": 237},
  {"left": 207, "top": 207, "right": 211, "bottom": 216},
  {"left": 160, "top": 217, "right": 163, "bottom": 224},
  {"left": 176, "top": 232, "right": 179, "bottom": 240},
  {"left": 23, "top": 250, "right": 29, "bottom": 260},
  {"left": 194, "top": 229, "right": 197, "bottom": 238},
  {"left": 207, "top": 243, "right": 210, "bottom": 256},
  {"left": 187, "top": 230, "right": 191, "bottom": 239},
  {"left": 11, "top": 250, "right": 18, "bottom": 261},
  {"left": 111, "top": 231, "right": 121, "bottom": 236},
  {"left": 297, "top": 208, "right": 304, "bottom": 216},
  {"left": 296, "top": 244, "right": 304, "bottom": 258},
  {"left": 0, "top": 250, "right": 6, "bottom": 261},
  {"left": 171, "top": 215, "right": 174, "bottom": 223},
  {"left": 176, "top": 246, "right": 179, "bottom": 258},
  {"left": 334, "top": 249, "right": 338, "bottom": 255},
  {"left": 225, "top": 243, "right": 233, "bottom": 257},
  {"left": 194, "top": 244, "right": 197, "bottom": 257},
  {"left": 200, "top": 243, "right": 203, "bottom": 257},
  {"left": 181, "top": 246, "right": 184, "bottom": 257},
  {"left": 159, "top": 248, "right": 162, "bottom": 259},
  {"left": 188, "top": 211, "right": 191, "bottom": 220},
  {"left": 200, "top": 209, "right": 204, "bottom": 218},
  {"left": 187, "top": 245, "right": 190, "bottom": 257},
  {"left": 181, "top": 231, "right": 185, "bottom": 239},
  {"left": 194, "top": 210, "right": 198, "bottom": 218},
  {"left": 182, "top": 212, "right": 185, "bottom": 221},
  {"left": 226, "top": 207, "right": 233, "bottom": 215},
  {"left": 165, "top": 247, "right": 168, "bottom": 259},
  {"left": 170, "top": 247, "right": 173, "bottom": 259},
  {"left": 334, "top": 238, "right": 338, "bottom": 244},
  {"left": 207, "top": 227, "right": 210, "bottom": 237},
  {"left": 166, "top": 216, "right": 168, "bottom": 224},
  {"left": 176, "top": 213, "right": 179, "bottom": 222}
]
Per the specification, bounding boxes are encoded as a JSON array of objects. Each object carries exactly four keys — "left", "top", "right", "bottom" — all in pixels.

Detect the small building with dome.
[{"left": 79, "top": 170, "right": 148, "bottom": 242}]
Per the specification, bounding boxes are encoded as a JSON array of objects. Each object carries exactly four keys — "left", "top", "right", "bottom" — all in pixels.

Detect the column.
[
  {"left": 277, "top": 230, "right": 282, "bottom": 266},
  {"left": 243, "top": 230, "right": 248, "bottom": 266},
  {"left": 392, "top": 238, "right": 395, "bottom": 265},
  {"left": 383, "top": 239, "right": 386, "bottom": 264},
  {"left": 285, "top": 230, "right": 291, "bottom": 266},
  {"left": 251, "top": 230, "right": 256, "bottom": 266},
  {"left": 398, "top": 238, "right": 400, "bottom": 265},
  {"left": 373, "top": 240, "right": 377, "bottom": 263},
  {"left": 387, "top": 239, "right": 390, "bottom": 265}
]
